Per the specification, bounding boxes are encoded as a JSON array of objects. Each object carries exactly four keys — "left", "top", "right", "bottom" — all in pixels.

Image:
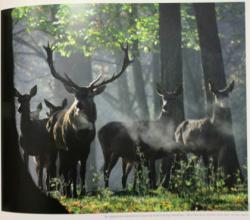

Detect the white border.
[{"left": 0, "top": 0, "right": 249, "bottom": 220}]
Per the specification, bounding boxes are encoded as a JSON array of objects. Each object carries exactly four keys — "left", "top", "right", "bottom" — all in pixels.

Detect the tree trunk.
[
  {"left": 159, "top": 3, "right": 185, "bottom": 188},
  {"left": 182, "top": 48, "right": 206, "bottom": 119},
  {"left": 2, "top": 9, "right": 67, "bottom": 213},
  {"left": 116, "top": 51, "right": 132, "bottom": 116},
  {"left": 130, "top": 5, "right": 150, "bottom": 120},
  {"left": 152, "top": 49, "right": 161, "bottom": 119},
  {"left": 194, "top": 3, "right": 243, "bottom": 186},
  {"left": 159, "top": 3, "right": 184, "bottom": 124}
]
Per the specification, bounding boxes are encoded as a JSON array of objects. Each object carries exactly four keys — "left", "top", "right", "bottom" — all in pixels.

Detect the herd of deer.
[{"left": 14, "top": 43, "right": 239, "bottom": 198}]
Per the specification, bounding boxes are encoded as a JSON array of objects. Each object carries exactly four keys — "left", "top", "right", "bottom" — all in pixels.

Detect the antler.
[
  {"left": 43, "top": 43, "right": 80, "bottom": 90},
  {"left": 88, "top": 43, "right": 133, "bottom": 89}
]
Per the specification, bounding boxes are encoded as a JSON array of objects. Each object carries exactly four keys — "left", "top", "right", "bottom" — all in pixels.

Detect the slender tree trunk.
[
  {"left": 194, "top": 3, "right": 243, "bottom": 186},
  {"left": 182, "top": 48, "right": 206, "bottom": 119},
  {"left": 130, "top": 5, "right": 150, "bottom": 120},
  {"left": 159, "top": 3, "right": 184, "bottom": 124},
  {"left": 152, "top": 49, "right": 161, "bottom": 119},
  {"left": 194, "top": 3, "right": 227, "bottom": 116},
  {"left": 116, "top": 51, "right": 131, "bottom": 116},
  {"left": 159, "top": 3, "right": 184, "bottom": 188}
]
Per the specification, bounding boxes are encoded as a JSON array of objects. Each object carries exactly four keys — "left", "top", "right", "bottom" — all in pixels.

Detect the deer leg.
[
  {"left": 212, "top": 154, "right": 219, "bottom": 187},
  {"left": 47, "top": 152, "right": 57, "bottom": 192},
  {"left": 72, "top": 164, "right": 78, "bottom": 198},
  {"left": 133, "top": 163, "right": 138, "bottom": 192},
  {"left": 66, "top": 171, "right": 72, "bottom": 198},
  {"left": 104, "top": 154, "right": 119, "bottom": 189},
  {"left": 122, "top": 161, "right": 133, "bottom": 189},
  {"left": 148, "top": 160, "right": 156, "bottom": 189},
  {"left": 49, "top": 151, "right": 57, "bottom": 178},
  {"left": 161, "top": 155, "right": 175, "bottom": 189},
  {"left": 103, "top": 153, "right": 111, "bottom": 188},
  {"left": 46, "top": 165, "right": 50, "bottom": 193},
  {"left": 80, "top": 158, "right": 87, "bottom": 196},
  {"left": 38, "top": 157, "right": 45, "bottom": 191},
  {"left": 122, "top": 159, "right": 127, "bottom": 189}
]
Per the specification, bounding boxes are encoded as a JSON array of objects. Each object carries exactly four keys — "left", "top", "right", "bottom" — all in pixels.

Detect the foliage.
[
  {"left": 50, "top": 155, "right": 248, "bottom": 213},
  {"left": 12, "top": 3, "right": 219, "bottom": 57},
  {"left": 52, "top": 187, "right": 247, "bottom": 213}
]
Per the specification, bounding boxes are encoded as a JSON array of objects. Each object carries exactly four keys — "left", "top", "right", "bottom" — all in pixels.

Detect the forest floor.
[{"left": 52, "top": 187, "right": 248, "bottom": 213}]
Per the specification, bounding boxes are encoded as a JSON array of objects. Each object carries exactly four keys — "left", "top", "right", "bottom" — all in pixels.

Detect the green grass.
[
  {"left": 51, "top": 187, "right": 248, "bottom": 213},
  {"left": 50, "top": 157, "right": 248, "bottom": 213}
]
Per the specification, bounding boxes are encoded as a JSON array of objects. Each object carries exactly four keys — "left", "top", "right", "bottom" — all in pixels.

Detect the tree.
[
  {"left": 159, "top": 3, "right": 185, "bottom": 187},
  {"left": 1, "top": 9, "right": 67, "bottom": 213},
  {"left": 159, "top": 3, "right": 184, "bottom": 123},
  {"left": 194, "top": 3, "right": 243, "bottom": 186}
]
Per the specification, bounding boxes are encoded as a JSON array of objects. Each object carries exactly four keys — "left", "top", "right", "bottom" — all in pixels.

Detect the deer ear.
[
  {"left": 37, "top": 103, "right": 43, "bottom": 111},
  {"left": 156, "top": 83, "right": 164, "bottom": 97},
  {"left": 208, "top": 81, "right": 217, "bottom": 94},
  {"left": 225, "top": 80, "right": 234, "bottom": 94},
  {"left": 29, "top": 85, "right": 37, "bottom": 97},
  {"left": 62, "top": 98, "right": 67, "bottom": 108},
  {"left": 63, "top": 84, "right": 77, "bottom": 94},
  {"left": 92, "top": 86, "right": 106, "bottom": 96},
  {"left": 44, "top": 99, "right": 55, "bottom": 110},
  {"left": 174, "top": 85, "right": 183, "bottom": 96},
  {"left": 14, "top": 88, "right": 22, "bottom": 98}
]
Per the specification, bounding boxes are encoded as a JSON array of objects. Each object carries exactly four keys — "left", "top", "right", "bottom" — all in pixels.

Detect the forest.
[{"left": 1, "top": 2, "right": 247, "bottom": 213}]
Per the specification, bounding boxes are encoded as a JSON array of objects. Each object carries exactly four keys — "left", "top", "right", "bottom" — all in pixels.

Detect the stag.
[
  {"left": 34, "top": 98, "right": 68, "bottom": 191},
  {"left": 14, "top": 86, "right": 56, "bottom": 191},
  {"left": 43, "top": 43, "right": 133, "bottom": 197},
  {"left": 98, "top": 84, "right": 183, "bottom": 190},
  {"left": 175, "top": 80, "right": 239, "bottom": 184}
]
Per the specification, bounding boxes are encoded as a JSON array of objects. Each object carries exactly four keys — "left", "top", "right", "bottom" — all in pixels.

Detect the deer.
[
  {"left": 34, "top": 98, "right": 68, "bottom": 191},
  {"left": 175, "top": 80, "right": 241, "bottom": 185},
  {"left": 98, "top": 84, "right": 184, "bottom": 190},
  {"left": 14, "top": 86, "right": 56, "bottom": 192},
  {"left": 43, "top": 43, "right": 133, "bottom": 197},
  {"left": 30, "top": 102, "right": 43, "bottom": 120}
]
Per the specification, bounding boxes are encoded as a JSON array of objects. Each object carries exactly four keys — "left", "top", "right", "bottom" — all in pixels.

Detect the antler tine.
[
  {"left": 91, "top": 43, "right": 133, "bottom": 89},
  {"left": 88, "top": 73, "right": 103, "bottom": 89},
  {"left": 64, "top": 73, "right": 81, "bottom": 89},
  {"left": 43, "top": 42, "right": 79, "bottom": 89}
]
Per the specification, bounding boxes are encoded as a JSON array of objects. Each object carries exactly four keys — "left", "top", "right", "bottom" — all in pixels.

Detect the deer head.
[
  {"left": 209, "top": 80, "right": 234, "bottom": 108},
  {"left": 44, "top": 98, "right": 67, "bottom": 117},
  {"left": 14, "top": 85, "right": 38, "bottom": 113},
  {"left": 43, "top": 43, "right": 133, "bottom": 124},
  {"left": 156, "top": 83, "right": 182, "bottom": 115}
]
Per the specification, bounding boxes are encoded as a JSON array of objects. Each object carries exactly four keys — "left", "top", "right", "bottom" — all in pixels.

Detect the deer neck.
[
  {"left": 211, "top": 104, "right": 231, "bottom": 129},
  {"left": 158, "top": 109, "right": 175, "bottom": 124},
  {"left": 68, "top": 101, "right": 95, "bottom": 131},
  {"left": 20, "top": 103, "right": 32, "bottom": 133}
]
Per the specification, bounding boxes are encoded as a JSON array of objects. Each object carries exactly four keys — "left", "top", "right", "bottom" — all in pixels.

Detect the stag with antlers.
[{"left": 43, "top": 43, "right": 133, "bottom": 197}]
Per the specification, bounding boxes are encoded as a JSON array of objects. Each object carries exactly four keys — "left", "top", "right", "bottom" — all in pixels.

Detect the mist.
[{"left": 12, "top": 3, "right": 246, "bottom": 190}]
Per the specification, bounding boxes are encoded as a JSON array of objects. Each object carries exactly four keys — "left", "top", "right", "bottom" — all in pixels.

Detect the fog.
[{"left": 13, "top": 3, "right": 246, "bottom": 190}]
